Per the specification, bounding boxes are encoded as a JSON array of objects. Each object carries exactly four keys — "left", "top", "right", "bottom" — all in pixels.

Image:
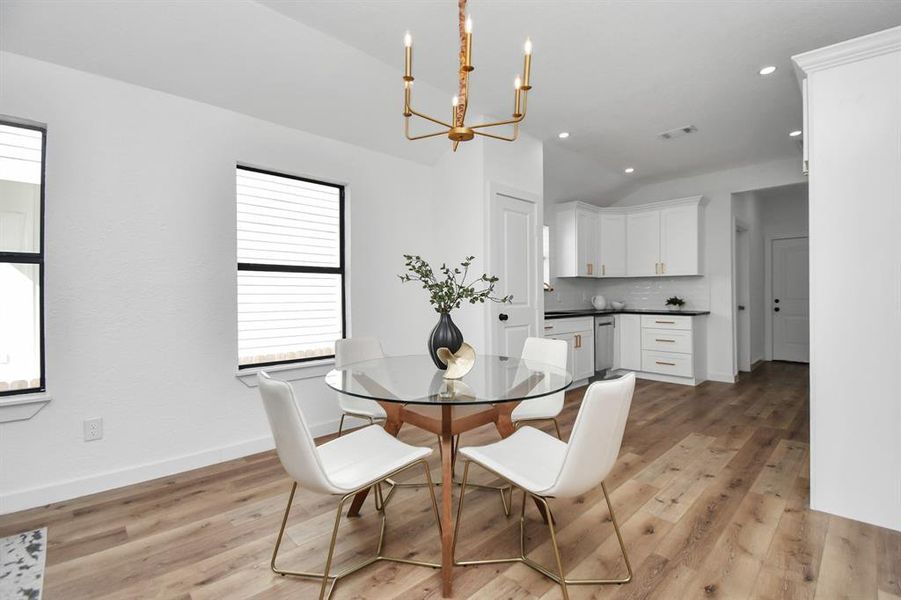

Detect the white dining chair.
[
  {"left": 511, "top": 336, "right": 570, "bottom": 439},
  {"left": 257, "top": 372, "right": 441, "bottom": 599},
  {"left": 452, "top": 373, "right": 636, "bottom": 600},
  {"left": 335, "top": 337, "right": 388, "bottom": 436}
]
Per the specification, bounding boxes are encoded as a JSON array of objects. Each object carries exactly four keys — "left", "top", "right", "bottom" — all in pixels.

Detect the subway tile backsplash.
[{"left": 547, "top": 276, "right": 710, "bottom": 311}]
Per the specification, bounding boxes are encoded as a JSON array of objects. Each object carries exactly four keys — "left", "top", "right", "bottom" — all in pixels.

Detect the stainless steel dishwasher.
[{"left": 594, "top": 315, "right": 615, "bottom": 375}]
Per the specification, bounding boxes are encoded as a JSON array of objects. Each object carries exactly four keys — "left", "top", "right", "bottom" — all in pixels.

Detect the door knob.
[
  {"left": 498, "top": 313, "right": 509, "bottom": 321},
  {"left": 774, "top": 307, "right": 780, "bottom": 312}
]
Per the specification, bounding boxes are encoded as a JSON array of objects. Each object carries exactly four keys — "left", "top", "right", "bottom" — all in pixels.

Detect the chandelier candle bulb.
[
  {"left": 403, "top": 31, "right": 413, "bottom": 81},
  {"left": 522, "top": 38, "right": 533, "bottom": 89},
  {"left": 514, "top": 76, "right": 522, "bottom": 116},
  {"left": 463, "top": 16, "right": 473, "bottom": 71}
]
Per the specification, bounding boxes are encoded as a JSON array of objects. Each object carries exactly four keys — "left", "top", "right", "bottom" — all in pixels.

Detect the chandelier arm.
[
  {"left": 469, "top": 92, "right": 528, "bottom": 130},
  {"left": 405, "top": 117, "right": 451, "bottom": 141},
  {"left": 407, "top": 129, "right": 453, "bottom": 141},
  {"left": 468, "top": 114, "right": 525, "bottom": 131},
  {"left": 473, "top": 126, "right": 519, "bottom": 142},
  {"left": 408, "top": 107, "right": 454, "bottom": 130}
]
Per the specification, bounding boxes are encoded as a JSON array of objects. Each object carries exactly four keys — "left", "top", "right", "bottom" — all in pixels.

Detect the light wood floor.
[{"left": 3, "top": 362, "right": 899, "bottom": 599}]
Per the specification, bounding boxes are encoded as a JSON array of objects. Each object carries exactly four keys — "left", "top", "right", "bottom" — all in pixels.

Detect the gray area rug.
[{"left": 0, "top": 528, "right": 46, "bottom": 600}]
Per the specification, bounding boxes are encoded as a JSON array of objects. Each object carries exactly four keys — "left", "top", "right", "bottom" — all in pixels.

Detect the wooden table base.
[{"left": 346, "top": 401, "right": 520, "bottom": 597}]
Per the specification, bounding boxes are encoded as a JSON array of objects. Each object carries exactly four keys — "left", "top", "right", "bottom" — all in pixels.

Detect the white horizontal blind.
[{"left": 236, "top": 167, "right": 344, "bottom": 367}]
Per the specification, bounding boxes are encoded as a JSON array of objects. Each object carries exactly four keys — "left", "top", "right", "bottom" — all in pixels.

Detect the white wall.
[
  {"left": 0, "top": 52, "right": 441, "bottom": 513},
  {"left": 795, "top": 27, "right": 901, "bottom": 532},
  {"left": 0, "top": 52, "right": 546, "bottom": 514},
  {"left": 610, "top": 158, "right": 807, "bottom": 382}
]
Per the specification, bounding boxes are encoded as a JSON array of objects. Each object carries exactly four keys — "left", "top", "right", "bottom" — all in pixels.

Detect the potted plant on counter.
[
  {"left": 399, "top": 255, "right": 512, "bottom": 369},
  {"left": 665, "top": 296, "right": 686, "bottom": 311}
]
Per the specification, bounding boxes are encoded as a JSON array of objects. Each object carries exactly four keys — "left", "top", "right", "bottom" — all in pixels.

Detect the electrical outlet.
[{"left": 83, "top": 418, "right": 103, "bottom": 442}]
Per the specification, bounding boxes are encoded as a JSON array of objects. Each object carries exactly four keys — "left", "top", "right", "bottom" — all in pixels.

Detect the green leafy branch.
[{"left": 398, "top": 254, "right": 512, "bottom": 313}]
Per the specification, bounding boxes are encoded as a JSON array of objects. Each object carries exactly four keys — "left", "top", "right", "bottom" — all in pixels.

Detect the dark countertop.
[{"left": 544, "top": 308, "right": 711, "bottom": 320}]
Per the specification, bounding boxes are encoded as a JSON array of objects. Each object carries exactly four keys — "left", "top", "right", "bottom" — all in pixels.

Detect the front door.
[
  {"left": 772, "top": 236, "right": 810, "bottom": 362},
  {"left": 489, "top": 188, "right": 539, "bottom": 358}
]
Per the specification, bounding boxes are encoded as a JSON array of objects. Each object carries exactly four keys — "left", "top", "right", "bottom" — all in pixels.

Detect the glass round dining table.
[{"left": 325, "top": 353, "right": 573, "bottom": 597}]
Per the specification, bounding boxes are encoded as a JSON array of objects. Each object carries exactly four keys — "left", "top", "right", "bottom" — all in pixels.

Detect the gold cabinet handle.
[
  {"left": 661, "top": 262, "right": 666, "bottom": 274},
  {"left": 587, "top": 263, "right": 593, "bottom": 275},
  {"left": 574, "top": 334, "right": 581, "bottom": 349},
  {"left": 602, "top": 264, "right": 606, "bottom": 276},
  {"left": 655, "top": 338, "right": 675, "bottom": 343},
  {"left": 655, "top": 320, "right": 676, "bottom": 324},
  {"left": 656, "top": 360, "right": 676, "bottom": 366},
  {"left": 655, "top": 262, "right": 660, "bottom": 274},
  {"left": 544, "top": 325, "right": 554, "bottom": 330}
]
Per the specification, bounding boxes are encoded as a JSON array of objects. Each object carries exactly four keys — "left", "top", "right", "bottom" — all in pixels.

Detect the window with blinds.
[
  {"left": 0, "top": 120, "right": 46, "bottom": 396},
  {"left": 236, "top": 166, "right": 345, "bottom": 368}
]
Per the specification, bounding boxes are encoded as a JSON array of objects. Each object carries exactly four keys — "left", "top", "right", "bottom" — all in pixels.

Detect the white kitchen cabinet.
[
  {"left": 572, "top": 328, "right": 595, "bottom": 380},
  {"left": 543, "top": 316, "right": 594, "bottom": 381},
  {"left": 660, "top": 203, "right": 701, "bottom": 276},
  {"left": 598, "top": 213, "right": 627, "bottom": 277},
  {"left": 577, "top": 206, "right": 599, "bottom": 277},
  {"left": 626, "top": 197, "right": 703, "bottom": 277},
  {"left": 626, "top": 210, "right": 661, "bottom": 276},
  {"left": 616, "top": 314, "right": 642, "bottom": 371},
  {"left": 554, "top": 202, "right": 600, "bottom": 278},
  {"left": 615, "top": 313, "right": 707, "bottom": 385},
  {"left": 556, "top": 197, "right": 703, "bottom": 279}
]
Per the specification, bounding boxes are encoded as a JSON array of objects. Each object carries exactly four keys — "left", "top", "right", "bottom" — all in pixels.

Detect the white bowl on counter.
[{"left": 610, "top": 301, "right": 626, "bottom": 310}]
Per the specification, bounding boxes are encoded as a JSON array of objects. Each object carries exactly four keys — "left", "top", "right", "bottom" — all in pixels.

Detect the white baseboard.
[
  {"left": 0, "top": 416, "right": 342, "bottom": 516},
  {"left": 706, "top": 371, "right": 736, "bottom": 383}
]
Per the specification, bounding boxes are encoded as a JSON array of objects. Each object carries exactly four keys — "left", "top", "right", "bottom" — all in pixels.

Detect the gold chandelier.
[{"left": 403, "top": 0, "right": 533, "bottom": 151}]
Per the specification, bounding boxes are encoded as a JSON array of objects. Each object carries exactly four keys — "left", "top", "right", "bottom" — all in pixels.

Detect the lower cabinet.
[
  {"left": 543, "top": 317, "right": 595, "bottom": 382},
  {"left": 616, "top": 314, "right": 706, "bottom": 385}
]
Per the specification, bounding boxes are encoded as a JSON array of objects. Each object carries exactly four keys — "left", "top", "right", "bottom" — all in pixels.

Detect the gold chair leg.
[
  {"left": 270, "top": 460, "right": 442, "bottom": 599},
  {"left": 453, "top": 468, "right": 632, "bottom": 592},
  {"left": 602, "top": 481, "right": 633, "bottom": 583},
  {"left": 337, "top": 414, "right": 346, "bottom": 437},
  {"left": 319, "top": 493, "right": 351, "bottom": 599},
  {"left": 536, "top": 496, "right": 570, "bottom": 600},
  {"left": 553, "top": 418, "right": 563, "bottom": 440}
]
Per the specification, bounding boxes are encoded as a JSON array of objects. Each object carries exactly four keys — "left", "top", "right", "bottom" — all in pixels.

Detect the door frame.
[
  {"left": 732, "top": 219, "right": 752, "bottom": 374},
  {"left": 765, "top": 233, "right": 808, "bottom": 361},
  {"left": 484, "top": 182, "right": 542, "bottom": 356}
]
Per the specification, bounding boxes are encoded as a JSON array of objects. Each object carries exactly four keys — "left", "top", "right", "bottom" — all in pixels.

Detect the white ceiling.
[{"left": 3, "top": 0, "right": 901, "bottom": 199}]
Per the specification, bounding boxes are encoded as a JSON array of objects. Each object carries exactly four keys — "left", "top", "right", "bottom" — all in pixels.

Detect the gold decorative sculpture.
[{"left": 436, "top": 342, "right": 476, "bottom": 379}]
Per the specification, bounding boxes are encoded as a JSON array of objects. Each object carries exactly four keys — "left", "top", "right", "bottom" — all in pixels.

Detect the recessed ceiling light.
[
  {"left": 759, "top": 65, "right": 777, "bottom": 76},
  {"left": 624, "top": 167, "right": 635, "bottom": 174},
  {"left": 789, "top": 130, "right": 802, "bottom": 137},
  {"left": 558, "top": 131, "right": 570, "bottom": 139}
]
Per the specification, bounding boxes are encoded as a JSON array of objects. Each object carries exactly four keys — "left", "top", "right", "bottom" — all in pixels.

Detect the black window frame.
[
  {"left": 236, "top": 164, "right": 346, "bottom": 370},
  {"left": 0, "top": 119, "right": 46, "bottom": 397}
]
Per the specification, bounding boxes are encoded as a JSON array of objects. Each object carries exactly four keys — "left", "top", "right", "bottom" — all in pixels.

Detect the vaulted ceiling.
[{"left": 3, "top": 0, "right": 901, "bottom": 200}]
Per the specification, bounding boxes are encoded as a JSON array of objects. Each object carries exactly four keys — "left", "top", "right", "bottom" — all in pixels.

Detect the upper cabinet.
[
  {"left": 598, "top": 213, "right": 627, "bottom": 277},
  {"left": 555, "top": 196, "right": 704, "bottom": 279},
  {"left": 625, "top": 210, "right": 660, "bottom": 276},
  {"left": 659, "top": 202, "right": 701, "bottom": 275}
]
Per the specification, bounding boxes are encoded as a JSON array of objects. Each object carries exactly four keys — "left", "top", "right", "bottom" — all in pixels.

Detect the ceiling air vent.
[{"left": 657, "top": 125, "right": 698, "bottom": 141}]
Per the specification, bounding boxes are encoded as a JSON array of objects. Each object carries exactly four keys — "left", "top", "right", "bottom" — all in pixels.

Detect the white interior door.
[
  {"left": 489, "top": 189, "right": 538, "bottom": 358},
  {"left": 772, "top": 237, "right": 809, "bottom": 362}
]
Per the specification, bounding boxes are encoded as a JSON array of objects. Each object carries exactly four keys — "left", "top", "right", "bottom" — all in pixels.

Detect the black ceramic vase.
[{"left": 428, "top": 312, "right": 464, "bottom": 369}]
